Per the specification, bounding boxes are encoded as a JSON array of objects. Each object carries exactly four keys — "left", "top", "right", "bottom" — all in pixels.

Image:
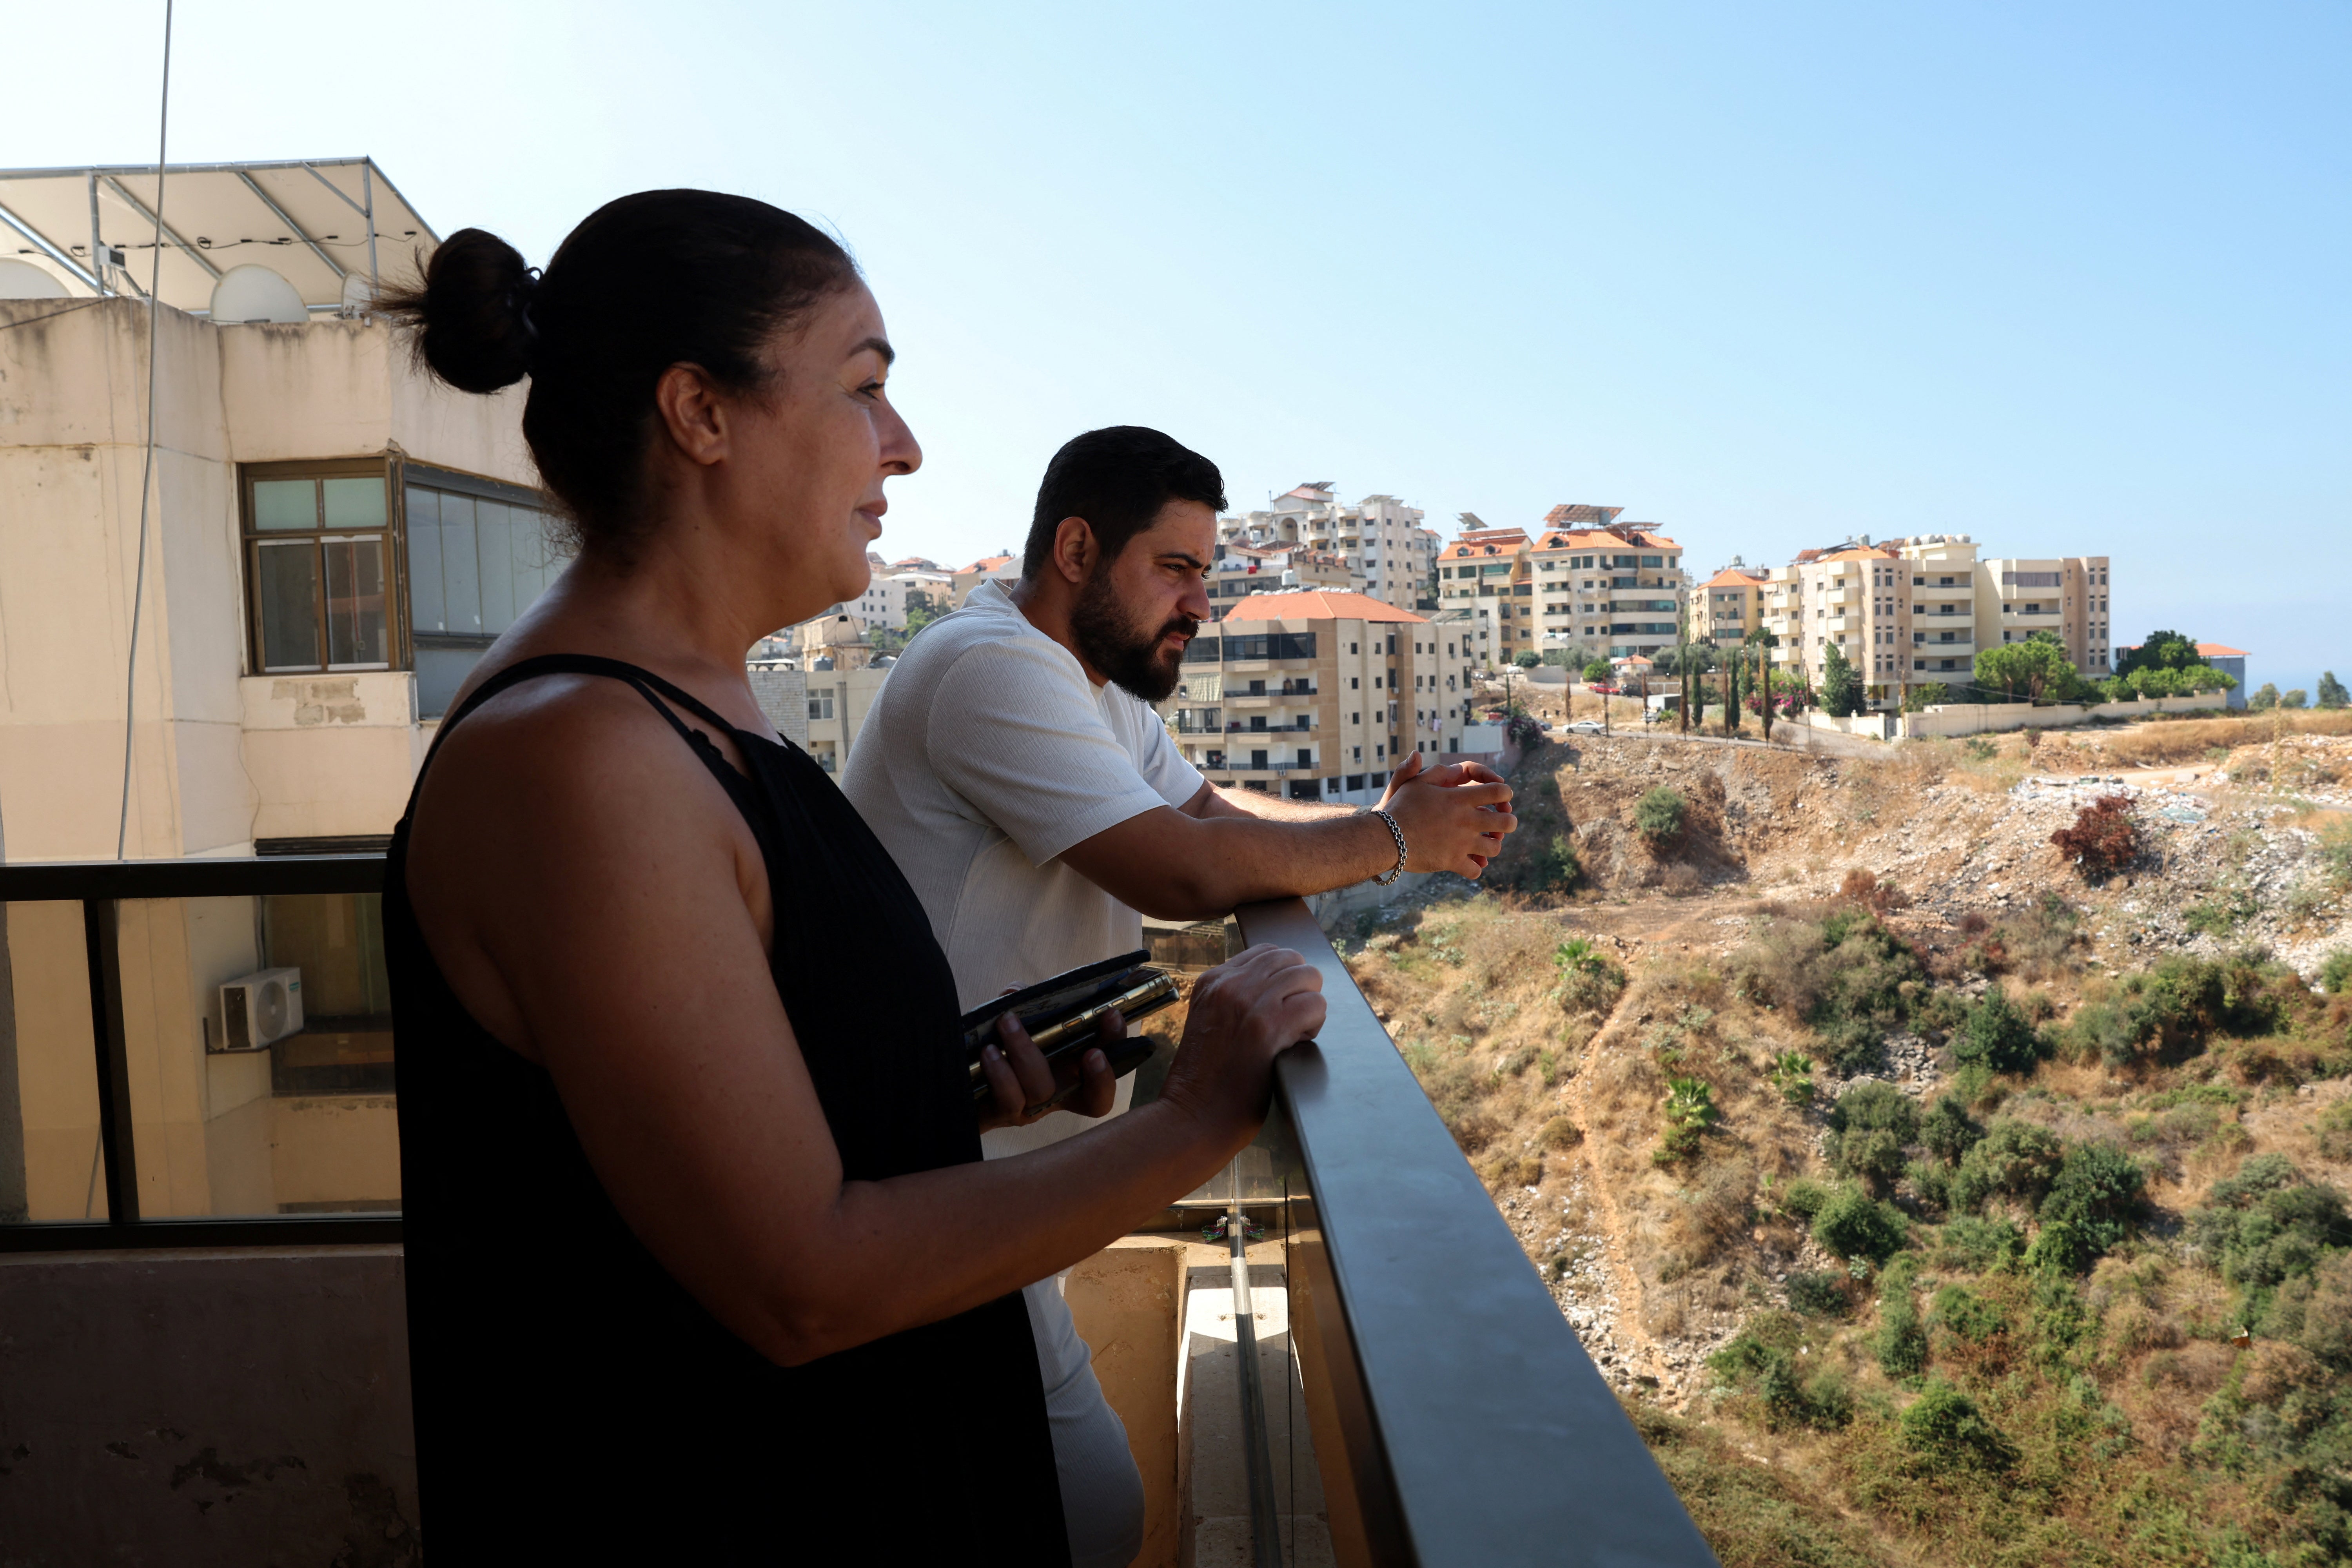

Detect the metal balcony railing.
[
  {"left": 0, "top": 860, "right": 1714, "bottom": 1563},
  {"left": 0, "top": 854, "right": 397, "bottom": 1251}
]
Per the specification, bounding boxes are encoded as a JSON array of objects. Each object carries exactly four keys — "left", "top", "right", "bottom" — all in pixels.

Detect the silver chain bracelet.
[{"left": 1369, "top": 808, "right": 1408, "bottom": 885}]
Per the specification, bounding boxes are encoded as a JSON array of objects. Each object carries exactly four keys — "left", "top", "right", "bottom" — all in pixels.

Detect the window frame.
[{"left": 238, "top": 457, "right": 400, "bottom": 677}]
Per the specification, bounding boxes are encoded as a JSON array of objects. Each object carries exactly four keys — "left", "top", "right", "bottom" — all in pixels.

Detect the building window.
[
  {"left": 404, "top": 465, "right": 570, "bottom": 718},
  {"left": 243, "top": 466, "right": 395, "bottom": 675},
  {"left": 808, "top": 693, "right": 835, "bottom": 720}
]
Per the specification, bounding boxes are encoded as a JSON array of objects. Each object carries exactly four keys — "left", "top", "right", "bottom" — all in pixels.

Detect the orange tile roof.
[
  {"left": 1441, "top": 529, "right": 1532, "bottom": 560},
  {"left": 2197, "top": 642, "right": 2249, "bottom": 657},
  {"left": 1533, "top": 526, "right": 1680, "bottom": 551},
  {"left": 957, "top": 554, "right": 1016, "bottom": 573},
  {"left": 1214, "top": 590, "right": 1428, "bottom": 625},
  {"left": 1702, "top": 568, "right": 1766, "bottom": 589},
  {"left": 1811, "top": 546, "right": 1898, "bottom": 564}
]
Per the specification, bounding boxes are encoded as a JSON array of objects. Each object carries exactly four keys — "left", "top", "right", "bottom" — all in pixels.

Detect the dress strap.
[{"left": 416, "top": 653, "right": 751, "bottom": 788}]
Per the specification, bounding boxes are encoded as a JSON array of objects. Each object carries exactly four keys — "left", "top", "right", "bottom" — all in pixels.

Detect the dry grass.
[{"left": 2069, "top": 709, "right": 2352, "bottom": 770}]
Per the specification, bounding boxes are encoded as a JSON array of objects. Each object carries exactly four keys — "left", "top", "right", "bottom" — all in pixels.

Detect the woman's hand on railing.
[{"left": 1156, "top": 944, "right": 1327, "bottom": 1139}]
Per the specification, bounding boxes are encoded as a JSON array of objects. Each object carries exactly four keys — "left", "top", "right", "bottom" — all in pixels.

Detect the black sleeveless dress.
[{"left": 384, "top": 655, "right": 1067, "bottom": 1563}]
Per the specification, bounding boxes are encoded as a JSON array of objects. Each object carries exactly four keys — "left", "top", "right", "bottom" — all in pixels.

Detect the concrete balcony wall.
[{"left": 0, "top": 1245, "right": 419, "bottom": 1563}]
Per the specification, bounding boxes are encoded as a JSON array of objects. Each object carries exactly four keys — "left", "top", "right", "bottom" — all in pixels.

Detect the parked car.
[{"left": 1566, "top": 719, "right": 1606, "bottom": 734}]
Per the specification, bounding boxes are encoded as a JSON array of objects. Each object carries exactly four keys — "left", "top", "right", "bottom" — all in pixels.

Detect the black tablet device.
[{"left": 962, "top": 951, "right": 1181, "bottom": 1109}]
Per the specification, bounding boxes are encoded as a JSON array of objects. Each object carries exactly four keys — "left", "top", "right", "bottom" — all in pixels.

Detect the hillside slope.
[{"left": 1350, "top": 711, "right": 2352, "bottom": 1566}]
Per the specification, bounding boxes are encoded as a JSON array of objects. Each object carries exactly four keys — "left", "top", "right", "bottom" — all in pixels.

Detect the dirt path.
[{"left": 1553, "top": 991, "right": 1677, "bottom": 1396}]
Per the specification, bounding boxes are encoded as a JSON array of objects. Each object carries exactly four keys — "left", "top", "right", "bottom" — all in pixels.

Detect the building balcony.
[{"left": 0, "top": 857, "right": 1711, "bottom": 1565}]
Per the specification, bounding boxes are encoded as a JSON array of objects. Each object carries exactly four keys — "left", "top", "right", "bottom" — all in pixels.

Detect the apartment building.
[
  {"left": 1695, "top": 567, "right": 1768, "bottom": 646},
  {"left": 1760, "top": 544, "right": 1902, "bottom": 694},
  {"left": 1525, "top": 507, "right": 1687, "bottom": 663},
  {"left": 1980, "top": 552, "right": 2113, "bottom": 676},
  {"left": 1437, "top": 527, "right": 1534, "bottom": 668},
  {"left": 750, "top": 657, "right": 890, "bottom": 775},
  {"left": 1759, "top": 534, "right": 2115, "bottom": 704},
  {"left": 1205, "top": 542, "right": 1353, "bottom": 613},
  {"left": 1163, "top": 591, "right": 1470, "bottom": 803},
  {"left": 1218, "top": 484, "right": 1441, "bottom": 611},
  {"left": 953, "top": 552, "right": 1021, "bottom": 607}
]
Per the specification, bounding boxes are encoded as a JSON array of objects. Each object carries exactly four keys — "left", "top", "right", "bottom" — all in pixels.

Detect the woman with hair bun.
[{"left": 380, "top": 191, "right": 1324, "bottom": 1564}]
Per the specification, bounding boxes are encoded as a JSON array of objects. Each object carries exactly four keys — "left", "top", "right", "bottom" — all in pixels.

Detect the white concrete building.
[
  {"left": 1218, "top": 485, "right": 1438, "bottom": 611},
  {"left": 0, "top": 158, "right": 546, "bottom": 861}
]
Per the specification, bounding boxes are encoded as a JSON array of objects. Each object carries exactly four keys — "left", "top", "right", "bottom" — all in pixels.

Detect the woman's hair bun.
[{"left": 381, "top": 227, "right": 537, "bottom": 393}]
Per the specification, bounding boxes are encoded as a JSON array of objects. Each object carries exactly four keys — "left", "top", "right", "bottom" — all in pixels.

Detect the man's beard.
[{"left": 1070, "top": 566, "right": 1195, "bottom": 703}]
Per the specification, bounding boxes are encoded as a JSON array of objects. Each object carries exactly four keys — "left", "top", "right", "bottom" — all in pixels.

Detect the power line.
[{"left": 115, "top": 0, "right": 172, "bottom": 860}]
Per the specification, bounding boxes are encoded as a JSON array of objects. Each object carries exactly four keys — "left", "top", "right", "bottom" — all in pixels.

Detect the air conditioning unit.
[{"left": 216, "top": 967, "right": 303, "bottom": 1053}]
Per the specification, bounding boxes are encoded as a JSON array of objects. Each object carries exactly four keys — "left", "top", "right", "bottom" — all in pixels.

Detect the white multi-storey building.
[{"left": 1218, "top": 484, "right": 1439, "bottom": 611}]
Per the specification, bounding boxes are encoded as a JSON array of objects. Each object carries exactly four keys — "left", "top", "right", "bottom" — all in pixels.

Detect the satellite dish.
[
  {"left": 0, "top": 259, "right": 69, "bottom": 299},
  {"left": 208, "top": 264, "right": 307, "bottom": 325}
]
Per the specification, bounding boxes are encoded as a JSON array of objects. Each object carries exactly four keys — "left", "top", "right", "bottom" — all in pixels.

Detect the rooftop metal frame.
[{"left": 0, "top": 157, "right": 431, "bottom": 314}]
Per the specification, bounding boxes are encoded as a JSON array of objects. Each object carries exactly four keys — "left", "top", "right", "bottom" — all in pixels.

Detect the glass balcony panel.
[
  {"left": 0, "top": 901, "right": 110, "bottom": 1222},
  {"left": 107, "top": 893, "right": 398, "bottom": 1219}
]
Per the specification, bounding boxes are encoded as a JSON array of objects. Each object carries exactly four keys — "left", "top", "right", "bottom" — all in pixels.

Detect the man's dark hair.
[{"left": 1022, "top": 426, "right": 1227, "bottom": 580}]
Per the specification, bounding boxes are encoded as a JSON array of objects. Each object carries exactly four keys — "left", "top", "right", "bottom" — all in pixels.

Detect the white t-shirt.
[{"left": 841, "top": 581, "right": 1205, "bottom": 1156}]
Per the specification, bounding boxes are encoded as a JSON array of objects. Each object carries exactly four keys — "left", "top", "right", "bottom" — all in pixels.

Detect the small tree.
[
  {"left": 1635, "top": 786, "right": 1686, "bottom": 843},
  {"left": 1820, "top": 644, "right": 1860, "bottom": 717},
  {"left": 2051, "top": 793, "right": 2141, "bottom": 877},
  {"left": 1749, "top": 629, "right": 1780, "bottom": 744},
  {"left": 2250, "top": 682, "right": 2281, "bottom": 711},
  {"left": 2284, "top": 688, "right": 2310, "bottom": 710},
  {"left": 2319, "top": 671, "right": 2350, "bottom": 710},
  {"left": 1974, "top": 638, "right": 2074, "bottom": 704},
  {"left": 1581, "top": 657, "right": 1612, "bottom": 685},
  {"left": 2114, "top": 630, "right": 2203, "bottom": 681},
  {"left": 1904, "top": 681, "right": 1949, "bottom": 712}
]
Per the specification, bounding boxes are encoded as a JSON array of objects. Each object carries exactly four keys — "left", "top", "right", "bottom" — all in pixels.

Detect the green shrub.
[
  {"left": 1710, "top": 1312, "right": 1853, "bottom": 1431},
  {"left": 1825, "top": 1082, "right": 1920, "bottom": 1190},
  {"left": 1928, "top": 1284, "right": 2010, "bottom": 1345},
  {"left": 1781, "top": 1178, "right": 1832, "bottom": 1223},
  {"left": 1921, "top": 1093, "right": 1984, "bottom": 1162},
  {"left": 1730, "top": 912, "right": 1937, "bottom": 1072},
  {"left": 1948, "top": 1118, "right": 2065, "bottom": 1213},
  {"left": 1634, "top": 786, "right": 1686, "bottom": 844},
  {"left": 1512, "top": 833, "right": 1583, "bottom": 895},
  {"left": 2322, "top": 820, "right": 2352, "bottom": 892},
  {"left": 1813, "top": 1188, "right": 1908, "bottom": 1263},
  {"left": 2190, "top": 1157, "right": 2352, "bottom": 1288},
  {"left": 1933, "top": 1215, "right": 2025, "bottom": 1271},
  {"left": 2263, "top": 1252, "right": 2352, "bottom": 1365},
  {"left": 1552, "top": 937, "right": 1626, "bottom": 1016},
  {"left": 1953, "top": 990, "right": 2049, "bottom": 1074},
  {"left": 1786, "top": 1270, "right": 1851, "bottom": 1318},
  {"left": 1653, "top": 1076, "right": 1722, "bottom": 1166},
  {"left": 1900, "top": 1380, "right": 2015, "bottom": 1468},
  {"left": 2323, "top": 950, "right": 2352, "bottom": 996},
  {"left": 1767, "top": 1050, "right": 1816, "bottom": 1107},
  {"left": 2072, "top": 953, "right": 2300, "bottom": 1066},
  {"left": 1875, "top": 1277, "right": 1928, "bottom": 1377},
  {"left": 2185, "top": 889, "right": 2259, "bottom": 936},
  {"left": 2036, "top": 1142, "right": 2146, "bottom": 1265}
]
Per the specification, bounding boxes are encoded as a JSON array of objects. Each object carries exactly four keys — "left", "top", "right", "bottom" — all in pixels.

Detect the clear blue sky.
[{"left": 7, "top": 2, "right": 2345, "bottom": 692}]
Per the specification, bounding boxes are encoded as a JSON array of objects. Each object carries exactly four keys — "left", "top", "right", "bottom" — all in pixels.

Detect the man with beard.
[{"left": 840, "top": 425, "right": 1512, "bottom": 1567}]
